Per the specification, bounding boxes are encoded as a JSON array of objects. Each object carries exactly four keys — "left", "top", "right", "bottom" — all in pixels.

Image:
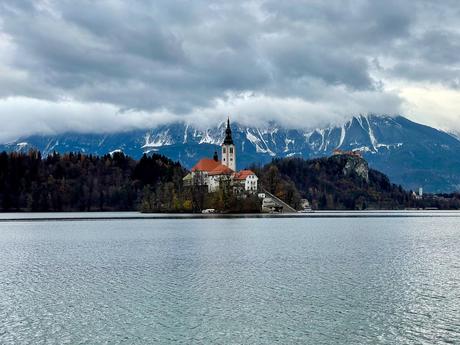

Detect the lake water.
[{"left": 0, "top": 214, "right": 459, "bottom": 344}]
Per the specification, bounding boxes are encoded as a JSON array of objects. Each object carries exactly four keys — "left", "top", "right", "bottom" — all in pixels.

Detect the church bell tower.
[{"left": 221, "top": 117, "right": 236, "bottom": 171}]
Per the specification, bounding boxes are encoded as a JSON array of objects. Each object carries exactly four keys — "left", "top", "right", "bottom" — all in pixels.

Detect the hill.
[{"left": 255, "top": 155, "right": 460, "bottom": 210}]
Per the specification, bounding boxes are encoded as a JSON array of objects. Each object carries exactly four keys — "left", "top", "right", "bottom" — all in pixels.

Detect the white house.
[{"left": 233, "top": 170, "right": 258, "bottom": 193}]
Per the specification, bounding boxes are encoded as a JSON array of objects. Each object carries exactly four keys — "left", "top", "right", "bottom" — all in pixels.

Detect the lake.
[{"left": 0, "top": 213, "right": 459, "bottom": 344}]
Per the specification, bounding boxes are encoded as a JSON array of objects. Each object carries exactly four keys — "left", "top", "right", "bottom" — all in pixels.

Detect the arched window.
[
  {"left": 230, "top": 147, "right": 233, "bottom": 154},
  {"left": 223, "top": 147, "right": 226, "bottom": 154}
]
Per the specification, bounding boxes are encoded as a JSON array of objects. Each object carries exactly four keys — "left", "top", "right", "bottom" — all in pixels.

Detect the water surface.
[{"left": 0, "top": 215, "right": 459, "bottom": 344}]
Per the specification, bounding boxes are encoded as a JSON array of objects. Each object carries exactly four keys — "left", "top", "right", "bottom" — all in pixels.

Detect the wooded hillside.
[
  {"left": 1, "top": 151, "right": 458, "bottom": 212},
  {"left": 255, "top": 156, "right": 460, "bottom": 210},
  {"left": 0, "top": 151, "right": 184, "bottom": 211}
]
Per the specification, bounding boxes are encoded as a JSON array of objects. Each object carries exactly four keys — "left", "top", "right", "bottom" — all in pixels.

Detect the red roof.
[
  {"left": 191, "top": 158, "right": 221, "bottom": 172},
  {"left": 192, "top": 158, "right": 234, "bottom": 175},
  {"left": 233, "top": 170, "right": 255, "bottom": 180},
  {"left": 209, "top": 165, "right": 233, "bottom": 176}
]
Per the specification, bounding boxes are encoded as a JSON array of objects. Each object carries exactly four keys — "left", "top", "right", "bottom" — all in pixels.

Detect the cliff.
[{"left": 329, "top": 154, "right": 369, "bottom": 182}]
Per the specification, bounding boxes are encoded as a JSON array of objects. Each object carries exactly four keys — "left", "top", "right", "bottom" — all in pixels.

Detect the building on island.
[
  {"left": 183, "top": 118, "right": 258, "bottom": 194},
  {"left": 233, "top": 170, "right": 258, "bottom": 193},
  {"left": 187, "top": 156, "right": 233, "bottom": 193}
]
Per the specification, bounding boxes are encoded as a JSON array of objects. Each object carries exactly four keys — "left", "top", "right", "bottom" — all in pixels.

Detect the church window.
[
  {"left": 230, "top": 147, "right": 233, "bottom": 154},
  {"left": 223, "top": 147, "right": 226, "bottom": 153}
]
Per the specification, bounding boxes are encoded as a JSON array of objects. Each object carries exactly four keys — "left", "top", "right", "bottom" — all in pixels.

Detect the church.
[{"left": 183, "top": 118, "right": 258, "bottom": 193}]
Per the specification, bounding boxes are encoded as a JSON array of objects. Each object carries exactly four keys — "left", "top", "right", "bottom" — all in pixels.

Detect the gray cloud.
[{"left": 0, "top": 0, "right": 459, "bottom": 141}]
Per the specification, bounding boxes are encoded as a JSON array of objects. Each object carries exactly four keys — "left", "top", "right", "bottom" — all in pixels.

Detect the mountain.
[{"left": 2, "top": 115, "right": 460, "bottom": 192}]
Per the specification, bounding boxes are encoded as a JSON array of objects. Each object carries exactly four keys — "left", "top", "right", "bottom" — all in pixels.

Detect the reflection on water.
[{"left": 0, "top": 217, "right": 459, "bottom": 344}]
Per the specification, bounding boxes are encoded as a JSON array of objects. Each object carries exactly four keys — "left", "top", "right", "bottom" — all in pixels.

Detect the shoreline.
[{"left": 1, "top": 210, "right": 460, "bottom": 222}]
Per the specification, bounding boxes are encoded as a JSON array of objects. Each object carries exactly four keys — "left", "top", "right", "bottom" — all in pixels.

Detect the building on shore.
[
  {"left": 183, "top": 118, "right": 258, "bottom": 193},
  {"left": 332, "top": 149, "right": 363, "bottom": 158},
  {"left": 412, "top": 187, "right": 424, "bottom": 200}
]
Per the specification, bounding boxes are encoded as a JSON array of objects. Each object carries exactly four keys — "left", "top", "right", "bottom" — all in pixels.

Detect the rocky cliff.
[{"left": 330, "top": 154, "right": 369, "bottom": 182}]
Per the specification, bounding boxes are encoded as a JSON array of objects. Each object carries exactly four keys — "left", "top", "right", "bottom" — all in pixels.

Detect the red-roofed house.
[
  {"left": 183, "top": 118, "right": 258, "bottom": 193},
  {"left": 188, "top": 157, "right": 234, "bottom": 192},
  {"left": 233, "top": 170, "right": 258, "bottom": 193}
]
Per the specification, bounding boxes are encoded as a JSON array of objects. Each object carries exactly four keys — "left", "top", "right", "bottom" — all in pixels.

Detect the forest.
[
  {"left": 254, "top": 156, "right": 460, "bottom": 210},
  {"left": 1, "top": 150, "right": 459, "bottom": 212},
  {"left": 0, "top": 151, "right": 260, "bottom": 212},
  {"left": 0, "top": 151, "right": 184, "bottom": 212}
]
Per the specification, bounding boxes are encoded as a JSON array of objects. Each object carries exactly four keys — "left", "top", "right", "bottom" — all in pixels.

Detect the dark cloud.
[{"left": 0, "top": 0, "right": 459, "bottom": 141}]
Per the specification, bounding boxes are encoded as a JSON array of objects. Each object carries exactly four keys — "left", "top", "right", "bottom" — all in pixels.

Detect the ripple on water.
[{"left": 0, "top": 217, "right": 459, "bottom": 344}]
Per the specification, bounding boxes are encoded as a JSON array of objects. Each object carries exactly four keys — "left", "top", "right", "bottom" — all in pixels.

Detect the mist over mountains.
[{"left": 2, "top": 114, "right": 460, "bottom": 193}]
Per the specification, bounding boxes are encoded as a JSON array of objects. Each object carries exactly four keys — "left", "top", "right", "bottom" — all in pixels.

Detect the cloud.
[
  {"left": 0, "top": 88, "right": 401, "bottom": 142},
  {"left": 0, "top": 97, "right": 181, "bottom": 143},
  {"left": 0, "top": 0, "right": 459, "bottom": 141},
  {"left": 400, "top": 85, "right": 460, "bottom": 134}
]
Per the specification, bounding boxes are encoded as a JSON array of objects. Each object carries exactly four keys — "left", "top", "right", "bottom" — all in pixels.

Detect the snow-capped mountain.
[{"left": 2, "top": 115, "right": 460, "bottom": 193}]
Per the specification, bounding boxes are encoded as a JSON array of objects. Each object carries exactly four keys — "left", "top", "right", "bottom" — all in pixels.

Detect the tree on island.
[{"left": 1, "top": 150, "right": 459, "bottom": 212}]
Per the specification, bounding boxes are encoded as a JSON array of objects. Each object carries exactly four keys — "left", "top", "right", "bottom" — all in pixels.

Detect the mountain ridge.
[{"left": 2, "top": 114, "right": 460, "bottom": 192}]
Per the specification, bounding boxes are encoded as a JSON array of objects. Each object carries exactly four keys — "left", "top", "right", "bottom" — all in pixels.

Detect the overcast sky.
[{"left": 1, "top": 0, "right": 460, "bottom": 142}]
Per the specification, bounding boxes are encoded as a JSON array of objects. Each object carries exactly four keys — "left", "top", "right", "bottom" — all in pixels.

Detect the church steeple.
[
  {"left": 223, "top": 117, "right": 234, "bottom": 145},
  {"left": 221, "top": 116, "right": 236, "bottom": 171}
]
